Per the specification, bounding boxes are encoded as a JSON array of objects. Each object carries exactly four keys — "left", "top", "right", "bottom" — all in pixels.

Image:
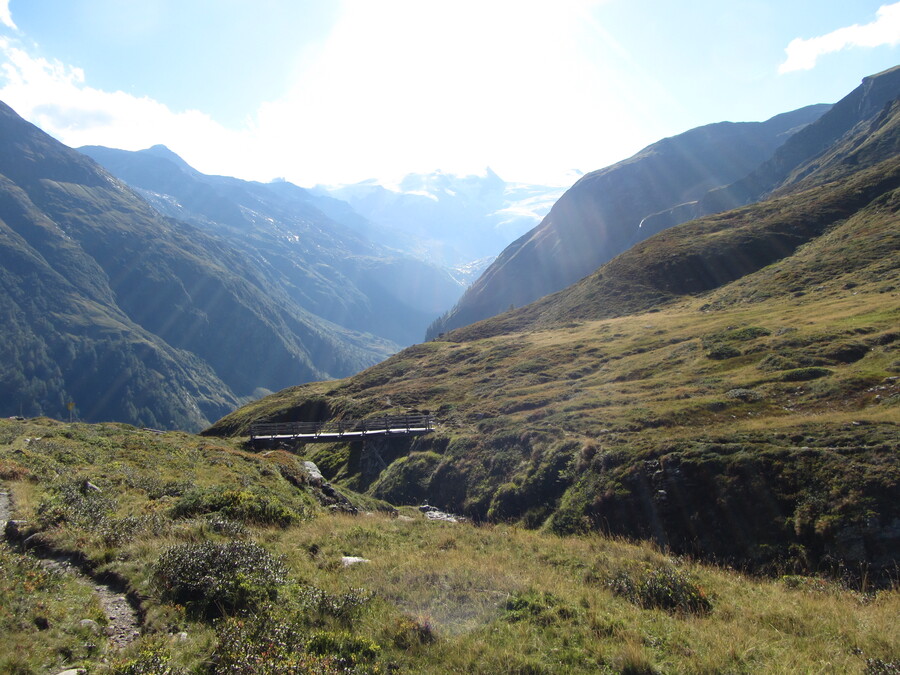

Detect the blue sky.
[{"left": 1, "top": 1, "right": 898, "bottom": 187}]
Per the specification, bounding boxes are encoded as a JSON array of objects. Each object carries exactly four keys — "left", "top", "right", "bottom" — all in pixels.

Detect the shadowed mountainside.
[
  {"left": 0, "top": 101, "right": 396, "bottom": 429},
  {"left": 80, "top": 145, "right": 464, "bottom": 348}
]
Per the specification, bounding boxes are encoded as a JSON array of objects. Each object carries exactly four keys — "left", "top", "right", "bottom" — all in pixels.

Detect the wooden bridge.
[{"left": 250, "top": 413, "right": 435, "bottom": 445}]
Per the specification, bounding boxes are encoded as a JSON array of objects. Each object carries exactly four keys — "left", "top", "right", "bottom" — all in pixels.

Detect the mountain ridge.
[
  {"left": 0, "top": 100, "right": 396, "bottom": 429},
  {"left": 80, "top": 144, "right": 465, "bottom": 347},
  {"left": 426, "top": 103, "right": 831, "bottom": 338}
]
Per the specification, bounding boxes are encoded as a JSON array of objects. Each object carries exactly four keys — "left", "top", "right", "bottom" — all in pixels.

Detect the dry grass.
[{"left": 1, "top": 418, "right": 898, "bottom": 672}]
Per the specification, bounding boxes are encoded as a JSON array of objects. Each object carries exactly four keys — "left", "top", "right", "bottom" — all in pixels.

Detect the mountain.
[
  {"left": 79, "top": 146, "right": 465, "bottom": 347},
  {"left": 426, "top": 104, "right": 831, "bottom": 338},
  {"left": 0, "top": 100, "right": 398, "bottom": 430},
  {"left": 641, "top": 65, "right": 900, "bottom": 232},
  {"left": 207, "top": 77, "right": 900, "bottom": 581},
  {"left": 313, "top": 169, "right": 566, "bottom": 268}
]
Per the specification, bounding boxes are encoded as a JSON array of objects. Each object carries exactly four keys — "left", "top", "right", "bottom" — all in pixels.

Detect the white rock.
[
  {"left": 341, "top": 556, "right": 370, "bottom": 567},
  {"left": 303, "top": 461, "right": 325, "bottom": 485}
]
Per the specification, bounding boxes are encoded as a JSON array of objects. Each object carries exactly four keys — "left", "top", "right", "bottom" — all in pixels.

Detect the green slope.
[
  {"left": 1, "top": 418, "right": 898, "bottom": 673},
  {"left": 207, "top": 98, "right": 900, "bottom": 581}
]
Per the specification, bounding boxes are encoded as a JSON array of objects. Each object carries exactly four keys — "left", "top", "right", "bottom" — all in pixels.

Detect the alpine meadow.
[{"left": 0, "top": 6, "right": 899, "bottom": 673}]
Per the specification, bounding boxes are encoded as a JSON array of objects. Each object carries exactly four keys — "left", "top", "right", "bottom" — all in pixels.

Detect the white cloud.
[
  {"left": 779, "top": 2, "right": 900, "bottom": 74},
  {"left": 0, "top": 37, "right": 258, "bottom": 178},
  {"left": 0, "top": 0, "right": 648, "bottom": 187},
  {"left": 0, "top": 0, "right": 15, "bottom": 30},
  {"left": 248, "top": 0, "right": 645, "bottom": 185}
]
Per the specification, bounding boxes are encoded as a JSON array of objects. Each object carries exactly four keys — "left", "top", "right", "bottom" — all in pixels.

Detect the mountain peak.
[{"left": 140, "top": 144, "right": 199, "bottom": 174}]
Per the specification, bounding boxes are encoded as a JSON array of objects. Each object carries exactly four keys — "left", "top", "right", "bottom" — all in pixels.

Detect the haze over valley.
[{"left": 0, "top": 2, "right": 899, "bottom": 673}]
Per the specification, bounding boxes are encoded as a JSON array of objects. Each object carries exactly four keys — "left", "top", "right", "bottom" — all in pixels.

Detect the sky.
[{"left": 0, "top": 1, "right": 898, "bottom": 188}]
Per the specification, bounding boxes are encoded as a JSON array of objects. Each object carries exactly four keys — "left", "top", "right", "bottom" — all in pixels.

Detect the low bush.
[
  {"left": 780, "top": 367, "right": 833, "bottom": 382},
  {"left": 306, "top": 631, "right": 381, "bottom": 665},
  {"left": 123, "top": 469, "right": 190, "bottom": 499},
  {"left": 297, "top": 585, "right": 375, "bottom": 624},
  {"left": 95, "top": 513, "right": 169, "bottom": 546},
  {"left": 213, "top": 614, "right": 311, "bottom": 674},
  {"left": 723, "top": 326, "right": 772, "bottom": 341},
  {"left": 171, "top": 487, "right": 300, "bottom": 527},
  {"left": 866, "top": 658, "right": 900, "bottom": 675},
  {"left": 725, "top": 388, "right": 764, "bottom": 402},
  {"left": 605, "top": 566, "right": 712, "bottom": 615},
  {"left": 212, "top": 611, "right": 383, "bottom": 674},
  {"left": 819, "top": 341, "right": 870, "bottom": 364},
  {"left": 201, "top": 513, "right": 249, "bottom": 538},
  {"left": 111, "top": 641, "right": 185, "bottom": 674},
  {"left": 502, "top": 589, "right": 577, "bottom": 625},
  {"left": 0, "top": 459, "right": 31, "bottom": 481},
  {"left": 152, "top": 541, "right": 287, "bottom": 617},
  {"left": 757, "top": 352, "right": 803, "bottom": 372},
  {"left": 390, "top": 614, "right": 436, "bottom": 649},
  {"left": 36, "top": 479, "right": 116, "bottom": 527},
  {"left": 706, "top": 344, "right": 741, "bottom": 360}
]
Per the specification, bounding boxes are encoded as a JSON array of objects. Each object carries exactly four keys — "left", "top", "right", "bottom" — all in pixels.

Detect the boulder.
[
  {"left": 302, "top": 461, "right": 325, "bottom": 486},
  {"left": 341, "top": 556, "right": 370, "bottom": 567}
]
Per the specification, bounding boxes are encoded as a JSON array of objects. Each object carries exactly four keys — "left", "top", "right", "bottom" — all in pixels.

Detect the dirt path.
[{"left": 0, "top": 485, "right": 141, "bottom": 648}]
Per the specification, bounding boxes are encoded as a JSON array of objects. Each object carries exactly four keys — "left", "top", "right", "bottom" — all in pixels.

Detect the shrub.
[
  {"left": 213, "top": 614, "right": 310, "bottom": 674},
  {"left": 502, "top": 590, "right": 577, "bottom": 625},
  {"left": 212, "top": 612, "right": 383, "bottom": 674},
  {"left": 780, "top": 367, "right": 832, "bottom": 382},
  {"left": 95, "top": 514, "right": 169, "bottom": 546},
  {"left": 866, "top": 658, "right": 900, "bottom": 675},
  {"left": 0, "top": 459, "right": 31, "bottom": 481},
  {"left": 306, "top": 631, "right": 381, "bottom": 664},
  {"left": 111, "top": 641, "right": 185, "bottom": 674},
  {"left": 152, "top": 541, "right": 287, "bottom": 617},
  {"left": 123, "top": 469, "right": 190, "bottom": 499},
  {"left": 820, "top": 341, "right": 869, "bottom": 364},
  {"left": 606, "top": 566, "right": 712, "bottom": 615},
  {"left": 297, "top": 586, "right": 375, "bottom": 623},
  {"left": 757, "top": 353, "right": 802, "bottom": 372},
  {"left": 725, "top": 388, "right": 763, "bottom": 402},
  {"left": 171, "top": 487, "right": 299, "bottom": 527},
  {"left": 202, "top": 513, "right": 249, "bottom": 538},
  {"left": 706, "top": 344, "right": 741, "bottom": 360},
  {"left": 725, "top": 326, "right": 771, "bottom": 341},
  {"left": 391, "top": 614, "right": 436, "bottom": 649},
  {"left": 36, "top": 479, "right": 116, "bottom": 527}
]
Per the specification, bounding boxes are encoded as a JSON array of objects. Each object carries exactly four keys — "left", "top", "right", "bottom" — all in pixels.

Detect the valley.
[{"left": 0, "top": 62, "right": 898, "bottom": 674}]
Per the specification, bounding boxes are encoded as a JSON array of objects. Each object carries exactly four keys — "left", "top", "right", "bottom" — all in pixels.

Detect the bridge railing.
[{"left": 250, "top": 413, "right": 435, "bottom": 440}]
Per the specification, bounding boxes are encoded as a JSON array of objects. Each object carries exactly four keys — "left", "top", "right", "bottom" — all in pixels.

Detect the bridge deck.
[{"left": 250, "top": 414, "right": 434, "bottom": 444}]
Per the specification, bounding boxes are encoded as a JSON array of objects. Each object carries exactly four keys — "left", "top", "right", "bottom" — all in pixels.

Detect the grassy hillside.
[
  {"left": 207, "top": 117, "right": 900, "bottom": 583},
  {"left": 1, "top": 418, "right": 898, "bottom": 673}
]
